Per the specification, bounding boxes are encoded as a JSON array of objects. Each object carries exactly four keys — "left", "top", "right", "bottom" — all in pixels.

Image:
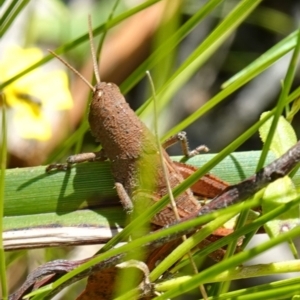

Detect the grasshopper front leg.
[{"left": 46, "top": 149, "right": 107, "bottom": 172}]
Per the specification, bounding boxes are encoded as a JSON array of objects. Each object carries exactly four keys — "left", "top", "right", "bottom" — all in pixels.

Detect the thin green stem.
[
  {"left": 153, "top": 222, "right": 300, "bottom": 300},
  {"left": 257, "top": 26, "right": 300, "bottom": 171},
  {"left": 0, "top": 95, "right": 8, "bottom": 299},
  {"left": 0, "top": 0, "right": 30, "bottom": 37}
]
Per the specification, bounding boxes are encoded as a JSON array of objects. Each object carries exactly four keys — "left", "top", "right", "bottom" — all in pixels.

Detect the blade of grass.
[
  {"left": 138, "top": 0, "right": 262, "bottom": 121},
  {"left": 167, "top": 30, "right": 299, "bottom": 140},
  {"left": 4, "top": 151, "right": 280, "bottom": 218},
  {"left": 223, "top": 30, "right": 298, "bottom": 89},
  {"left": 153, "top": 216, "right": 300, "bottom": 300},
  {"left": 120, "top": 0, "right": 224, "bottom": 94},
  {"left": 0, "top": 0, "right": 30, "bottom": 37},
  {"left": 0, "top": 0, "right": 30, "bottom": 35},
  {"left": 0, "top": 0, "right": 18, "bottom": 27},
  {"left": 212, "top": 279, "right": 300, "bottom": 300},
  {"left": 226, "top": 28, "right": 300, "bottom": 292},
  {"left": 214, "top": 205, "right": 249, "bottom": 294},
  {"left": 149, "top": 209, "right": 240, "bottom": 281},
  {"left": 95, "top": 0, "right": 121, "bottom": 66},
  {"left": 157, "top": 260, "right": 300, "bottom": 289},
  {"left": 257, "top": 26, "right": 300, "bottom": 171},
  {"left": 0, "top": 95, "right": 8, "bottom": 299},
  {"left": 196, "top": 276, "right": 300, "bottom": 300},
  {"left": 172, "top": 189, "right": 300, "bottom": 275}
]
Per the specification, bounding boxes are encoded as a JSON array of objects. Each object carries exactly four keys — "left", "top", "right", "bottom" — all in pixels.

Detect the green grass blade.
[
  {"left": 167, "top": 29, "right": 299, "bottom": 140},
  {"left": 149, "top": 209, "right": 239, "bottom": 281},
  {"left": 0, "top": 0, "right": 30, "bottom": 37},
  {"left": 0, "top": 0, "right": 18, "bottom": 27},
  {"left": 257, "top": 26, "right": 300, "bottom": 170},
  {"left": 138, "top": 0, "right": 262, "bottom": 121},
  {"left": 120, "top": 0, "right": 224, "bottom": 94},
  {"left": 170, "top": 189, "right": 298, "bottom": 274},
  {"left": 153, "top": 217, "right": 300, "bottom": 299},
  {"left": 0, "top": 96, "right": 8, "bottom": 299},
  {"left": 223, "top": 30, "right": 298, "bottom": 89}
]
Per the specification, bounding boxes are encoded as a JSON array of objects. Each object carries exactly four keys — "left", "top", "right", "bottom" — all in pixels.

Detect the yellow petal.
[
  {"left": 29, "top": 71, "right": 73, "bottom": 110},
  {"left": 1, "top": 46, "right": 73, "bottom": 141},
  {"left": 0, "top": 46, "right": 43, "bottom": 79},
  {"left": 13, "top": 103, "right": 52, "bottom": 141}
]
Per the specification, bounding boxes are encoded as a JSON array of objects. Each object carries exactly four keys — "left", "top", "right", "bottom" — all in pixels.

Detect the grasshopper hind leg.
[{"left": 162, "top": 131, "right": 209, "bottom": 160}]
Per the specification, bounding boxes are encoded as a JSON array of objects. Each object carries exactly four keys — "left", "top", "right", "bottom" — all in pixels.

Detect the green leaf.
[
  {"left": 259, "top": 112, "right": 297, "bottom": 157},
  {"left": 262, "top": 176, "right": 299, "bottom": 238},
  {"left": 259, "top": 113, "right": 299, "bottom": 242}
]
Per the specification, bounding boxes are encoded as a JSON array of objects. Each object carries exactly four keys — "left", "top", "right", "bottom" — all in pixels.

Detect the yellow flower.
[{"left": 0, "top": 46, "right": 73, "bottom": 141}]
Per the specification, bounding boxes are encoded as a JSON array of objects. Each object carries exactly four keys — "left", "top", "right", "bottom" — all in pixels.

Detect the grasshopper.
[
  {"left": 47, "top": 21, "right": 228, "bottom": 227},
  {"left": 43, "top": 19, "right": 230, "bottom": 299}
]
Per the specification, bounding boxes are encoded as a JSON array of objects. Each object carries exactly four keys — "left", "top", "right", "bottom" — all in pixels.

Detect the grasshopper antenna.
[
  {"left": 48, "top": 15, "right": 101, "bottom": 91},
  {"left": 48, "top": 50, "right": 95, "bottom": 92},
  {"left": 88, "top": 15, "right": 101, "bottom": 84}
]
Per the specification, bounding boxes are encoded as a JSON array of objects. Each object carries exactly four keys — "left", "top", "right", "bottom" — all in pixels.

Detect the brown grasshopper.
[
  {"left": 47, "top": 22, "right": 228, "bottom": 227},
  {"left": 42, "top": 19, "right": 229, "bottom": 300}
]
